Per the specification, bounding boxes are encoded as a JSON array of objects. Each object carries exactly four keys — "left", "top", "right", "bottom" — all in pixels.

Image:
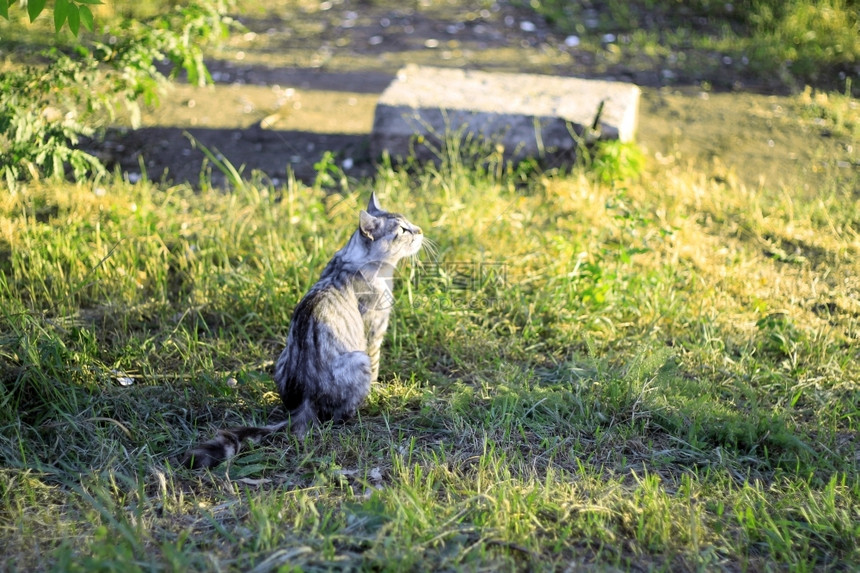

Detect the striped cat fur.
[{"left": 182, "top": 193, "right": 423, "bottom": 469}]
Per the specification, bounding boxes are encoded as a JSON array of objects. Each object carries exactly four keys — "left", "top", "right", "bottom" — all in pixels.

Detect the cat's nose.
[{"left": 414, "top": 226, "right": 423, "bottom": 235}]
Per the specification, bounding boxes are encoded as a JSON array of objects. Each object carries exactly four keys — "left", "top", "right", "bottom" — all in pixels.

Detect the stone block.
[{"left": 370, "top": 65, "right": 641, "bottom": 163}]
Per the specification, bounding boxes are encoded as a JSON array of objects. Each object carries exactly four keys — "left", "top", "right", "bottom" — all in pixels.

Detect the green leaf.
[
  {"left": 79, "top": 4, "right": 94, "bottom": 32},
  {"left": 67, "top": 4, "right": 80, "bottom": 36},
  {"left": 52, "top": 152, "right": 63, "bottom": 178},
  {"left": 27, "top": 0, "right": 47, "bottom": 22},
  {"left": 75, "top": 0, "right": 104, "bottom": 4},
  {"left": 0, "top": 1, "right": 9, "bottom": 20},
  {"left": 54, "top": 0, "right": 69, "bottom": 32}
]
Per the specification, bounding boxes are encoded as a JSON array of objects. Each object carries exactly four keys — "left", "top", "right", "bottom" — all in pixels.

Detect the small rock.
[{"left": 111, "top": 370, "right": 134, "bottom": 386}]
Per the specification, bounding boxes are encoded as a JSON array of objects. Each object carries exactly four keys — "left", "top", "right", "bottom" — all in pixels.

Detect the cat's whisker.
[
  {"left": 420, "top": 238, "right": 440, "bottom": 262},
  {"left": 412, "top": 249, "right": 426, "bottom": 267}
]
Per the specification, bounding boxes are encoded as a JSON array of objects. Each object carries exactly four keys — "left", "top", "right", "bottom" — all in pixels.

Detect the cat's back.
[{"left": 290, "top": 268, "right": 367, "bottom": 350}]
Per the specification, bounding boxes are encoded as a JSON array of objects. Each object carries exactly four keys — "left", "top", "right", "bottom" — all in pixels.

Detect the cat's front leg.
[
  {"left": 363, "top": 309, "right": 389, "bottom": 384},
  {"left": 367, "top": 340, "right": 382, "bottom": 383}
]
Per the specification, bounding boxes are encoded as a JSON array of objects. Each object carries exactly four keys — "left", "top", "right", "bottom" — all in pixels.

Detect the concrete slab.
[{"left": 370, "top": 65, "right": 641, "bottom": 163}]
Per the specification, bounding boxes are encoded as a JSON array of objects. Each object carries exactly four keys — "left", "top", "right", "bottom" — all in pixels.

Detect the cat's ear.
[
  {"left": 367, "top": 192, "right": 385, "bottom": 215},
  {"left": 359, "top": 210, "right": 379, "bottom": 240}
]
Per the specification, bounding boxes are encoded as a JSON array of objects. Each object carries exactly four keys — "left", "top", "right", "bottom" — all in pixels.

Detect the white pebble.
[{"left": 111, "top": 370, "right": 134, "bottom": 386}]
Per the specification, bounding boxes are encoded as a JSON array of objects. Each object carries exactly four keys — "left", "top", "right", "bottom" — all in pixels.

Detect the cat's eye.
[{"left": 398, "top": 226, "right": 409, "bottom": 235}]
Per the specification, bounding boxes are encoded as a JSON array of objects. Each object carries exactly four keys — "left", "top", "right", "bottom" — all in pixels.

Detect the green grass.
[
  {"left": 1, "top": 128, "right": 858, "bottom": 570},
  {"left": 2, "top": 0, "right": 858, "bottom": 569},
  {"left": 528, "top": 0, "right": 860, "bottom": 92}
]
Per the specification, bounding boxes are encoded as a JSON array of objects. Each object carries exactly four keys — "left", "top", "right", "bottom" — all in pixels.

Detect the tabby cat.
[{"left": 182, "top": 192, "right": 423, "bottom": 469}]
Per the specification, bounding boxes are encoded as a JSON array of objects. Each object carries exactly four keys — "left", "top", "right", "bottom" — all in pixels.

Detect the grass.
[
  {"left": 1, "top": 0, "right": 859, "bottom": 568},
  {"left": 1, "top": 122, "right": 858, "bottom": 570},
  {"left": 528, "top": 0, "right": 860, "bottom": 92}
]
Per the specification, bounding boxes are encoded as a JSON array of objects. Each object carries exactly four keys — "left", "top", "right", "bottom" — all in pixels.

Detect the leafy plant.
[
  {"left": 313, "top": 150, "right": 348, "bottom": 191},
  {"left": 0, "top": 0, "right": 236, "bottom": 189},
  {"left": 0, "top": 55, "right": 106, "bottom": 186},
  {"left": 0, "top": 0, "right": 102, "bottom": 35},
  {"left": 591, "top": 140, "right": 645, "bottom": 183},
  {"left": 756, "top": 312, "right": 803, "bottom": 358}
]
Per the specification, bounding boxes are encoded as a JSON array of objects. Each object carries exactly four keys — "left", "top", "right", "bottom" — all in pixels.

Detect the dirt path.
[{"left": 98, "top": 0, "right": 857, "bottom": 194}]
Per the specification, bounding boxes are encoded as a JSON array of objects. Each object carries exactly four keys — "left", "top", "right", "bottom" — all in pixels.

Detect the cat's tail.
[{"left": 181, "top": 420, "right": 291, "bottom": 469}]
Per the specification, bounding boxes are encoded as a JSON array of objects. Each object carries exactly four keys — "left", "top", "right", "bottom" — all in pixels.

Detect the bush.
[{"left": 0, "top": 0, "right": 236, "bottom": 188}]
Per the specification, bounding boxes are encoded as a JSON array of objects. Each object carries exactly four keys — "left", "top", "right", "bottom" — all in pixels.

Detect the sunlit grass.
[{"left": 1, "top": 128, "right": 858, "bottom": 570}]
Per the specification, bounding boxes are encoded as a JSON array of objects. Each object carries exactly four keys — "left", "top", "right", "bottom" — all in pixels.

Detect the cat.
[{"left": 182, "top": 192, "right": 423, "bottom": 469}]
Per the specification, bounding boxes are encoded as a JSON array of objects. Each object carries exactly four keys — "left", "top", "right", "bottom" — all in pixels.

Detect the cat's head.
[{"left": 356, "top": 192, "right": 423, "bottom": 263}]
